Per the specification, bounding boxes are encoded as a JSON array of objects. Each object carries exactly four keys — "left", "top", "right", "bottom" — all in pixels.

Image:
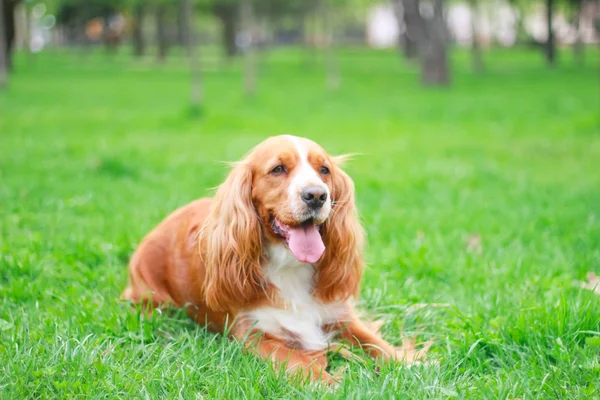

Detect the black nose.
[{"left": 301, "top": 186, "right": 328, "bottom": 209}]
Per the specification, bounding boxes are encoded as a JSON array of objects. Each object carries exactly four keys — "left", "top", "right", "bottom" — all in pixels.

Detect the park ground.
[{"left": 1, "top": 47, "right": 600, "bottom": 398}]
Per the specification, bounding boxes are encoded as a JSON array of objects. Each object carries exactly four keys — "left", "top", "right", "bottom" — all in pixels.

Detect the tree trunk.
[
  {"left": 2, "top": 0, "right": 15, "bottom": 72},
  {"left": 132, "top": 0, "right": 145, "bottom": 57},
  {"left": 177, "top": 0, "right": 193, "bottom": 49},
  {"left": 420, "top": 0, "right": 450, "bottom": 86},
  {"left": 22, "top": 2, "right": 31, "bottom": 58},
  {"left": 102, "top": 14, "right": 118, "bottom": 54},
  {"left": 182, "top": 0, "right": 202, "bottom": 112},
  {"left": 546, "top": 0, "right": 556, "bottom": 66},
  {"left": 214, "top": 3, "right": 238, "bottom": 59},
  {"left": 573, "top": 0, "right": 584, "bottom": 65},
  {"left": 401, "top": 0, "right": 421, "bottom": 60},
  {"left": 0, "top": 0, "right": 8, "bottom": 88},
  {"left": 301, "top": 12, "right": 314, "bottom": 65},
  {"left": 179, "top": 0, "right": 191, "bottom": 50},
  {"left": 321, "top": 0, "right": 340, "bottom": 91},
  {"left": 176, "top": 0, "right": 185, "bottom": 47},
  {"left": 392, "top": 2, "right": 405, "bottom": 58},
  {"left": 223, "top": 13, "right": 236, "bottom": 58},
  {"left": 513, "top": 4, "right": 527, "bottom": 45},
  {"left": 469, "top": 0, "right": 484, "bottom": 74},
  {"left": 156, "top": 4, "right": 168, "bottom": 62},
  {"left": 258, "top": 15, "right": 271, "bottom": 70},
  {"left": 241, "top": 0, "right": 256, "bottom": 96},
  {"left": 303, "top": 12, "right": 318, "bottom": 66}
]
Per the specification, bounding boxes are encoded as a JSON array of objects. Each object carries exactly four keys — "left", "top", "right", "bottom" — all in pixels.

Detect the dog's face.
[
  {"left": 248, "top": 136, "right": 335, "bottom": 263},
  {"left": 202, "top": 135, "right": 363, "bottom": 310}
]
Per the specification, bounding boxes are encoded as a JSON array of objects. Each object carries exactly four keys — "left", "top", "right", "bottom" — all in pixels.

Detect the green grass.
[{"left": 1, "top": 47, "right": 600, "bottom": 399}]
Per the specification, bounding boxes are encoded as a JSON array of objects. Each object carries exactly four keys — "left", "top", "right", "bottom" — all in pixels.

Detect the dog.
[{"left": 121, "top": 135, "right": 404, "bottom": 384}]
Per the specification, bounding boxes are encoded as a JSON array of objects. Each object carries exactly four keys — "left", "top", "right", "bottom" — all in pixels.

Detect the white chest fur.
[{"left": 242, "top": 245, "right": 347, "bottom": 351}]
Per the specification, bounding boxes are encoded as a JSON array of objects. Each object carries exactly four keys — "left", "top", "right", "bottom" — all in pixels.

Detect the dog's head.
[{"left": 200, "top": 135, "right": 363, "bottom": 311}]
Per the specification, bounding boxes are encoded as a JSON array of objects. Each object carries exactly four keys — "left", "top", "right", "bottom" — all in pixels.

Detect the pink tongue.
[{"left": 287, "top": 224, "right": 325, "bottom": 263}]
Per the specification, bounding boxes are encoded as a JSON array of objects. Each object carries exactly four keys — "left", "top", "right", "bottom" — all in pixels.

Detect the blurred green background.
[{"left": 1, "top": 0, "right": 600, "bottom": 398}]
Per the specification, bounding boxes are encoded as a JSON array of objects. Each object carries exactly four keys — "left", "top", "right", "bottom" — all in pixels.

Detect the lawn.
[{"left": 1, "top": 47, "right": 599, "bottom": 399}]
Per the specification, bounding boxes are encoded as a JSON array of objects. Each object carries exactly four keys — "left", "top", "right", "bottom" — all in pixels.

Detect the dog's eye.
[
  {"left": 320, "top": 166, "right": 330, "bottom": 175},
  {"left": 271, "top": 165, "right": 286, "bottom": 175}
]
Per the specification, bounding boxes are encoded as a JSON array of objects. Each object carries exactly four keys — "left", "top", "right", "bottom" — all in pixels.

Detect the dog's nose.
[{"left": 301, "top": 186, "right": 328, "bottom": 209}]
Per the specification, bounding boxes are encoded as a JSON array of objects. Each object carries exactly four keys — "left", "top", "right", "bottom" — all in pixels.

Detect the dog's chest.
[{"left": 242, "top": 246, "right": 346, "bottom": 351}]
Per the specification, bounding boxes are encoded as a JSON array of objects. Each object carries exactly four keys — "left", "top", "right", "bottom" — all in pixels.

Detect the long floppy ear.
[
  {"left": 199, "top": 162, "right": 265, "bottom": 312},
  {"left": 314, "top": 158, "right": 364, "bottom": 303}
]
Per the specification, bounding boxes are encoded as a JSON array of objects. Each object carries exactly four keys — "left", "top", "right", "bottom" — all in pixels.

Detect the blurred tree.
[
  {"left": 257, "top": 0, "right": 317, "bottom": 59},
  {"left": 131, "top": 0, "right": 145, "bottom": 57},
  {"left": 394, "top": 0, "right": 450, "bottom": 85},
  {"left": 210, "top": 0, "right": 321, "bottom": 60},
  {"left": 321, "top": 0, "right": 339, "bottom": 90},
  {"left": 420, "top": 0, "right": 449, "bottom": 85},
  {"left": 55, "top": 1, "right": 83, "bottom": 46},
  {"left": 18, "top": 0, "right": 33, "bottom": 58},
  {"left": 0, "top": 0, "right": 7, "bottom": 88},
  {"left": 1, "top": 0, "right": 18, "bottom": 72},
  {"left": 182, "top": 0, "right": 202, "bottom": 112},
  {"left": 400, "top": 0, "right": 422, "bottom": 60},
  {"left": 546, "top": 0, "right": 556, "bottom": 66},
  {"left": 55, "top": 0, "right": 123, "bottom": 52},
  {"left": 176, "top": 0, "right": 187, "bottom": 47},
  {"left": 212, "top": 0, "right": 239, "bottom": 58},
  {"left": 569, "top": 0, "right": 584, "bottom": 64},
  {"left": 179, "top": 0, "right": 191, "bottom": 48},
  {"left": 469, "top": 0, "right": 484, "bottom": 74},
  {"left": 505, "top": 0, "right": 530, "bottom": 44},
  {"left": 155, "top": 1, "right": 168, "bottom": 61},
  {"left": 241, "top": 0, "right": 256, "bottom": 96}
]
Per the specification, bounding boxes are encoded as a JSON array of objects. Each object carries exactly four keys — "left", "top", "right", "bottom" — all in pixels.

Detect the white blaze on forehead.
[
  {"left": 283, "top": 135, "right": 332, "bottom": 222},
  {"left": 284, "top": 135, "right": 327, "bottom": 190}
]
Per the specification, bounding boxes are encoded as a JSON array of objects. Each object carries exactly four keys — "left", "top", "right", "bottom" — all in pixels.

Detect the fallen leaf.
[
  {"left": 580, "top": 272, "right": 600, "bottom": 295},
  {"left": 466, "top": 234, "right": 482, "bottom": 254},
  {"left": 101, "top": 345, "right": 115, "bottom": 356}
]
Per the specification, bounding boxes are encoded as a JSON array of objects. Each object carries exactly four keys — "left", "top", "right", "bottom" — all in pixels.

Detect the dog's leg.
[
  {"left": 235, "top": 330, "right": 334, "bottom": 384},
  {"left": 121, "top": 252, "right": 174, "bottom": 311},
  {"left": 337, "top": 317, "right": 397, "bottom": 361}
]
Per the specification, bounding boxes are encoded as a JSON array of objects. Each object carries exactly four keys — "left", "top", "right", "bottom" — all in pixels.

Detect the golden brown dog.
[{"left": 122, "top": 135, "right": 402, "bottom": 384}]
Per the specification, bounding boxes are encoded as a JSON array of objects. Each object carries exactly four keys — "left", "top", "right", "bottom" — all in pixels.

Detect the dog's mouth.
[{"left": 272, "top": 217, "right": 325, "bottom": 264}]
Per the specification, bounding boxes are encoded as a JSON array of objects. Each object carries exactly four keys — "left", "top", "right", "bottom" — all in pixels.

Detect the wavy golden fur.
[
  {"left": 315, "top": 164, "right": 364, "bottom": 302},
  {"left": 122, "top": 135, "right": 402, "bottom": 384},
  {"left": 200, "top": 161, "right": 268, "bottom": 312}
]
